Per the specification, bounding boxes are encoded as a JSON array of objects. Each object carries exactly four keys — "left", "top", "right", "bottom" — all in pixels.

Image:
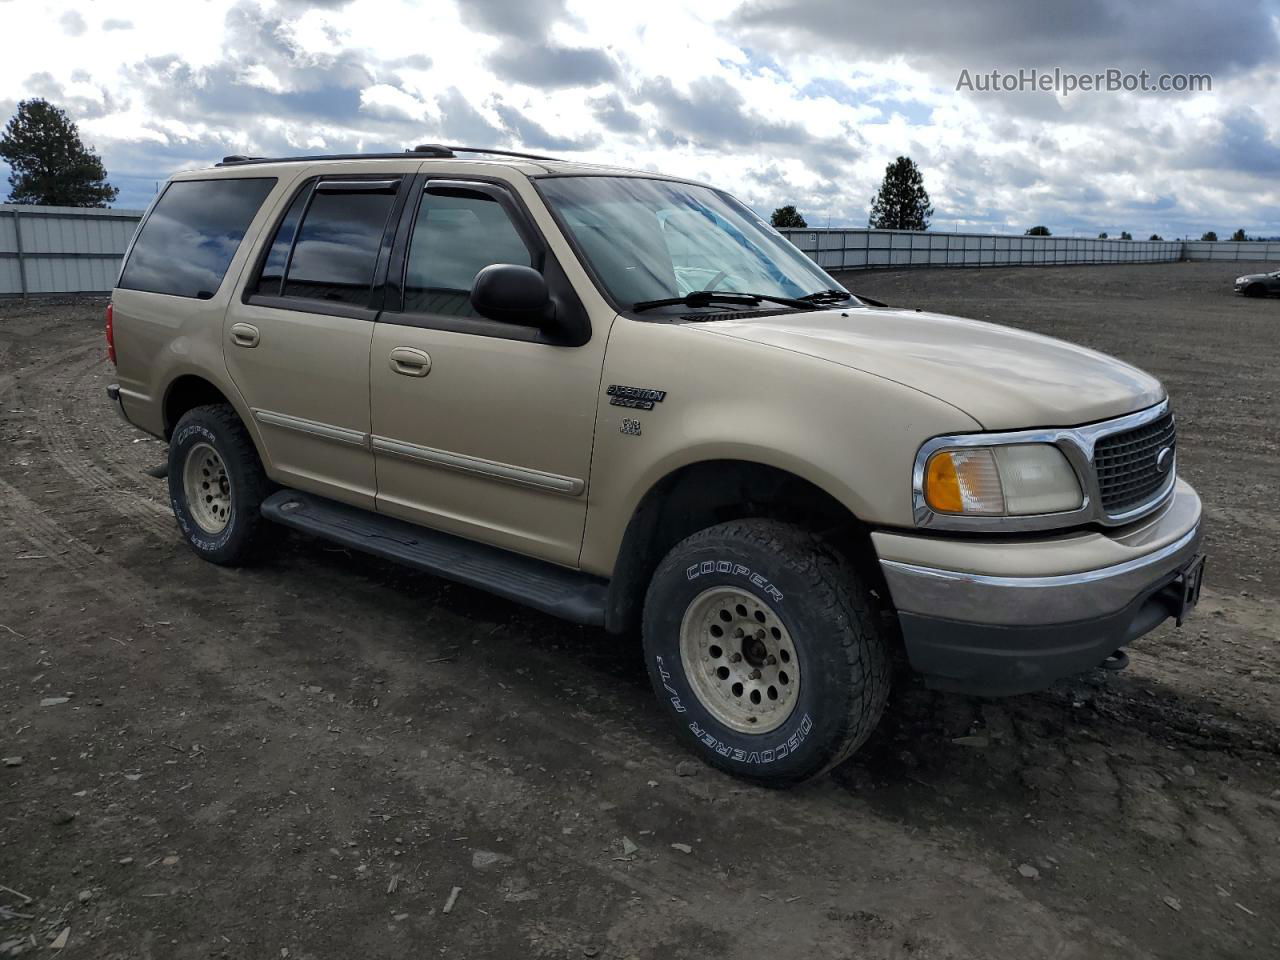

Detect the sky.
[{"left": 2, "top": 0, "right": 1279, "bottom": 238}]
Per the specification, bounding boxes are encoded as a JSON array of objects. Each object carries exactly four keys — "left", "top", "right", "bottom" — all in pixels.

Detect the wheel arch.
[
  {"left": 161, "top": 375, "right": 268, "bottom": 472},
  {"left": 602, "top": 458, "right": 883, "bottom": 635}
]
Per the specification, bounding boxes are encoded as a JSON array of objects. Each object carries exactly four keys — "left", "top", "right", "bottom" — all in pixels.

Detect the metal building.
[{"left": 0, "top": 204, "right": 144, "bottom": 296}]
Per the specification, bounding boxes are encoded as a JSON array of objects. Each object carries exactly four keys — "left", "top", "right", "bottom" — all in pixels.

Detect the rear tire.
[
  {"left": 642, "top": 519, "right": 890, "bottom": 787},
  {"left": 168, "top": 404, "right": 271, "bottom": 565}
]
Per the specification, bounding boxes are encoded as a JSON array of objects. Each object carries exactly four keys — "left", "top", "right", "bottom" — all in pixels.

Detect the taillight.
[{"left": 105, "top": 302, "right": 116, "bottom": 365}]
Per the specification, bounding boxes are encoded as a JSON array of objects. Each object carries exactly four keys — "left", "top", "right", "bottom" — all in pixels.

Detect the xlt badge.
[{"left": 607, "top": 384, "right": 667, "bottom": 410}]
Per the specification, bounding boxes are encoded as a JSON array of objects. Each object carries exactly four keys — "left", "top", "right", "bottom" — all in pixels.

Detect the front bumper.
[{"left": 874, "top": 479, "right": 1204, "bottom": 695}]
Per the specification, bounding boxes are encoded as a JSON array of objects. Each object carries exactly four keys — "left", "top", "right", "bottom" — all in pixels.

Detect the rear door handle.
[
  {"left": 388, "top": 347, "right": 432, "bottom": 377},
  {"left": 230, "top": 323, "right": 260, "bottom": 348}
]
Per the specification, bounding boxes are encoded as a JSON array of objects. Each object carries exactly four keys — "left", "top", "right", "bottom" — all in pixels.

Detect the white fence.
[
  {"left": 1, "top": 206, "right": 1278, "bottom": 296},
  {"left": 0, "top": 204, "right": 144, "bottom": 296},
  {"left": 1182, "top": 240, "right": 1280, "bottom": 262},
  {"left": 779, "top": 228, "right": 1185, "bottom": 271}
]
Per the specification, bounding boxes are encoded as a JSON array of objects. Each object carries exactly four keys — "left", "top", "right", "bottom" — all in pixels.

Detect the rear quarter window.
[{"left": 118, "top": 177, "right": 276, "bottom": 299}]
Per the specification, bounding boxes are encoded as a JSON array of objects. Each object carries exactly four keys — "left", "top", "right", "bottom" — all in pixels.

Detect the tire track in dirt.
[{"left": 26, "top": 347, "right": 173, "bottom": 540}]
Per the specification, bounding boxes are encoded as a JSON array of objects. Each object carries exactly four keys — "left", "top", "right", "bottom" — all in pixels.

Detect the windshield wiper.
[
  {"left": 799, "top": 288, "right": 888, "bottom": 308},
  {"left": 631, "top": 290, "right": 817, "bottom": 313}
]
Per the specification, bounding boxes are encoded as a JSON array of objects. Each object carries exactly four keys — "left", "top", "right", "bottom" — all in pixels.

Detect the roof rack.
[{"left": 216, "top": 144, "right": 564, "bottom": 167}]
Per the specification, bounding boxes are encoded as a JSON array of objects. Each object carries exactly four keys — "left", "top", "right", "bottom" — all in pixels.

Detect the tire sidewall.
[
  {"left": 168, "top": 417, "right": 248, "bottom": 562},
  {"left": 644, "top": 531, "right": 862, "bottom": 783}
]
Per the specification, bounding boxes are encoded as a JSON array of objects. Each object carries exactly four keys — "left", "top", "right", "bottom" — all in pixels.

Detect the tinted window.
[
  {"left": 119, "top": 178, "right": 275, "bottom": 299},
  {"left": 403, "top": 190, "right": 531, "bottom": 316},
  {"left": 252, "top": 181, "right": 312, "bottom": 297},
  {"left": 282, "top": 185, "right": 397, "bottom": 306}
]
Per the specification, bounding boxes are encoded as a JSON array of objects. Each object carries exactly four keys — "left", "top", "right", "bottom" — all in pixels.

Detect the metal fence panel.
[
  {"left": 0, "top": 204, "right": 144, "bottom": 295},
  {"left": 776, "top": 228, "right": 1247, "bottom": 272}
]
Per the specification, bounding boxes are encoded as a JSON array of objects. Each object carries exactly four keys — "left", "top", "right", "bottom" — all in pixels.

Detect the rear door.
[
  {"left": 368, "top": 175, "right": 605, "bottom": 566},
  {"left": 224, "top": 166, "right": 412, "bottom": 508}
]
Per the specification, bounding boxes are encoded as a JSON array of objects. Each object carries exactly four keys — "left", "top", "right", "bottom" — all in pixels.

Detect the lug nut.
[
  {"left": 766, "top": 655, "right": 777, "bottom": 666},
  {"left": 748, "top": 668, "right": 762, "bottom": 680},
  {"left": 729, "top": 653, "right": 742, "bottom": 663}
]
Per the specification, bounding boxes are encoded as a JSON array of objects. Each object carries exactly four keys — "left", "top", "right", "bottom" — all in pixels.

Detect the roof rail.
[
  {"left": 426, "top": 144, "right": 565, "bottom": 162},
  {"left": 215, "top": 145, "right": 565, "bottom": 168}
]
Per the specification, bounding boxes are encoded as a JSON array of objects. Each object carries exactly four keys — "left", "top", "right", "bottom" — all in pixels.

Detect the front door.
[
  {"left": 224, "top": 168, "right": 410, "bottom": 508},
  {"left": 369, "top": 177, "right": 605, "bottom": 566}
]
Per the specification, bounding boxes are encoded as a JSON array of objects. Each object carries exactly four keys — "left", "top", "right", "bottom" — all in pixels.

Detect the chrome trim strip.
[
  {"left": 252, "top": 409, "right": 370, "bottom": 448},
  {"left": 911, "top": 399, "right": 1175, "bottom": 533},
  {"left": 880, "top": 520, "right": 1202, "bottom": 626},
  {"left": 370, "top": 436, "right": 585, "bottom": 496}
]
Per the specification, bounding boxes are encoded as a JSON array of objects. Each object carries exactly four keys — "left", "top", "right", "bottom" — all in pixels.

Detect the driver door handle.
[
  {"left": 389, "top": 346, "right": 432, "bottom": 377},
  {"left": 230, "top": 323, "right": 260, "bottom": 348}
]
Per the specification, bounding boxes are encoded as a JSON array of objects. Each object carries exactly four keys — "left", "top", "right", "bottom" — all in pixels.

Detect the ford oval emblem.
[{"left": 1155, "top": 446, "right": 1174, "bottom": 475}]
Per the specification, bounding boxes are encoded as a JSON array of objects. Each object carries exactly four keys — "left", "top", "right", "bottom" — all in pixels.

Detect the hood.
[{"left": 693, "top": 307, "right": 1165, "bottom": 430}]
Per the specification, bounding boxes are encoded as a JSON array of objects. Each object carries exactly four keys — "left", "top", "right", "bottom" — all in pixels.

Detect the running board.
[{"left": 260, "top": 490, "right": 607, "bottom": 626}]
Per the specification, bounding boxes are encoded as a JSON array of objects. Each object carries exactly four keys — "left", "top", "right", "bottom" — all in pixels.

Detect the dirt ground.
[{"left": 1, "top": 261, "right": 1277, "bottom": 959}]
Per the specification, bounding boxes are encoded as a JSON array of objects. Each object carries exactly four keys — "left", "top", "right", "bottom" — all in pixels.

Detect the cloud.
[
  {"left": 590, "top": 93, "right": 644, "bottom": 133},
  {"left": 735, "top": 0, "right": 1280, "bottom": 77},
  {"left": 489, "top": 42, "right": 617, "bottom": 88},
  {"left": 59, "top": 9, "right": 85, "bottom": 35},
  {"left": 456, "top": 0, "right": 568, "bottom": 39},
  {"left": 102, "top": 18, "right": 133, "bottom": 31},
  {"left": 434, "top": 88, "right": 506, "bottom": 145},
  {"left": 493, "top": 102, "right": 601, "bottom": 151}
]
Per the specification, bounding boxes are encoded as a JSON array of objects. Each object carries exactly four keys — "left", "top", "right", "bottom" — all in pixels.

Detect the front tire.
[
  {"left": 642, "top": 520, "right": 890, "bottom": 786},
  {"left": 168, "top": 404, "right": 271, "bottom": 565},
  {"left": 1245, "top": 283, "right": 1267, "bottom": 298}
]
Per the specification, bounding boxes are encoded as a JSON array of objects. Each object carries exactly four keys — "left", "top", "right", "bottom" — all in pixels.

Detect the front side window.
[
  {"left": 281, "top": 183, "right": 398, "bottom": 306},
  {"left": 536, "top": 176, "right": 842, "bottom": 309},
  {"left": 119, "top": 177, "right": 275, "bottom": 299},
  {"left": 402, "top": 188, "right": 532, "bottom": 317}
]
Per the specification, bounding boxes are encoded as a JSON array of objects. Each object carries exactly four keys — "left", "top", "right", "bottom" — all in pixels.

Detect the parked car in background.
[
  {"left": 105, "top": 145, "right": 1205, "bottom": 786},
  {"left": 1234, "top": 270, "right": 1280, "bottom": 296}
]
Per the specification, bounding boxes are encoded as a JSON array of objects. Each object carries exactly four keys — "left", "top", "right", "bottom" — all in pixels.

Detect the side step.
[{"left": 260, "top": 490, "right": 608, "bottom": 627}]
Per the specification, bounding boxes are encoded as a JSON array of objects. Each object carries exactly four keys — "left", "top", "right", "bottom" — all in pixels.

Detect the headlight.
[{"left": 923, "top": 443, "right": 1082, "bottom": 516}]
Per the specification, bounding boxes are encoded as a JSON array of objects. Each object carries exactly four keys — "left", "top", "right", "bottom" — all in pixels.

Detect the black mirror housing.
[{"left": 471, "top": 264, "right": 554, "bottom": 326}]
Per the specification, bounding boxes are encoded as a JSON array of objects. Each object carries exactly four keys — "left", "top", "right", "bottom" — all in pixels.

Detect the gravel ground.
[{"left": 0, "top": 261, "right": 1277, "bottom": 959}]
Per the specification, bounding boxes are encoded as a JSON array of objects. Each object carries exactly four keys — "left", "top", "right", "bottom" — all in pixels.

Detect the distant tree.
[
  {"left": 1231, "top": 228, "right": 1247, "bottom": 241},
  {"left": 0, "top": 99, "right": 117, "bottom": 206},
  {"left": 868, "top": 156, "right": 932, "bottom": 230},
  {"left": 1097, "top": 232, "right": 1108, "bottom": 239},
  {"left": 1025, "top": 225, "right": 1051, "bottom": 236},
  {"left": 1119, "top": 231, "right": 1133, "bottom": 240},
  {"left": 1200, "top": 230, "right": 1218, "bottom": 241},
  {"left": 770, "top": 205, "right": 807, "bottom": 228},
  {"left": 1149, "top": 233, "right": 1163, "bottom": 241}
]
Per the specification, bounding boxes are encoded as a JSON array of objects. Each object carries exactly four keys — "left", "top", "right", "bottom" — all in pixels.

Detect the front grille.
[{"left": 1093, "top": 411, "right": 1176, "bottom": 514}]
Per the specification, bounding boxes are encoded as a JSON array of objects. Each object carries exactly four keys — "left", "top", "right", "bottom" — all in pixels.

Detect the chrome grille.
[{"left": 1093, "top": 411, "right": 1176, "bottom": 514}]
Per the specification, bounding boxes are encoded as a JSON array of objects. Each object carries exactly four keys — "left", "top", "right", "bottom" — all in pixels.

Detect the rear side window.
[
  {"left": 403, "top": 189, "right": 531, "bottom": 317},
  {"left": 281, "top": 182, "right": 398, "bottom": 306},
  {"left": 251, "top": 181, "right": 312, "bottom": 297},
  {"left": 119, "top": 178, "right": 275, "bottom": 299}
]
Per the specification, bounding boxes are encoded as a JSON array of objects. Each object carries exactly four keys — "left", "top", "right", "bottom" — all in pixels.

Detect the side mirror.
[{"left": 471, "top": 264, "right": 554, "bottom": 326}]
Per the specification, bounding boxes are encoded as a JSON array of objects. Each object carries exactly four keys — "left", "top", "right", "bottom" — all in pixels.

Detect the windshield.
[{"left": 536, "top": 176, "right": 848, "bottom": 311}]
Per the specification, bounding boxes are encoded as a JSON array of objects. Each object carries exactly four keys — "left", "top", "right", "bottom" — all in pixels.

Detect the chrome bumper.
[
  {"left": 881, "top": 522, "right": 1201, "bottom": 626},
  {"left": 875, "top": 480, "right": 1204, "bottom": 695}
]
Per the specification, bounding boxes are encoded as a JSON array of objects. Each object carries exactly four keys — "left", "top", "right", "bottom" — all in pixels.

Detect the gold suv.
[{"left": 105, "top": 145, "right": 1204, "bottom": 785}]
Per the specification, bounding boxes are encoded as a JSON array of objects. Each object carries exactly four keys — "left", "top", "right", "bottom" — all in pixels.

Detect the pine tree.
[
  {"left": 1025, "top": 225, "right": 1051, "bottom": 236},
  {"left": 770, "top": 205, "right": 807, "bottom": 228},
  {"left": 868, "top": 157, "right": 932, "bottom": 230},
  {"left": 1200, "top": 231, "right": 1217, "bottom": 241},
  {"left": 0, "top": 99, "right": 118, "bottom": 206}
]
